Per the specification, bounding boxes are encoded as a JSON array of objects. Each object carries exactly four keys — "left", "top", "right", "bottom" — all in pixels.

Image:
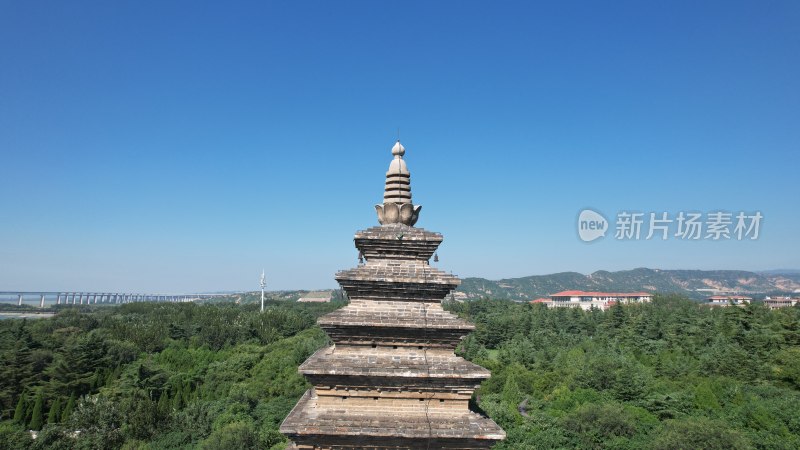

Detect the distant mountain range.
[{"left": 456, "top": 268, "right": 800, "bottom": 301}]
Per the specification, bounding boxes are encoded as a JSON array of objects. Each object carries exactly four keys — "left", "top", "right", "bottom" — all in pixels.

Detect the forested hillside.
[
  {"left": 0, "top": 301, "right": 341, "bottom": 449},
  {"left": 458, "top": 268, "right": 800, "bottom": 301},
  {"left": 1, "top": 296, "right": 799, "bottom": 449},
  {"left": 447, "top": 296, "right": 800, "bottom": 449}
]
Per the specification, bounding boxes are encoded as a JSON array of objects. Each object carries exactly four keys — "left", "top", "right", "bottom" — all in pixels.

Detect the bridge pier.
[
  {"left": 18, "top": 294, "right": 23, "bottom": 306},
  {"left": 40, "top": 294, "right": 45, "bottom": 308},
  {"left": 56, "top": 294, "right": 62, "bottom": 305}
]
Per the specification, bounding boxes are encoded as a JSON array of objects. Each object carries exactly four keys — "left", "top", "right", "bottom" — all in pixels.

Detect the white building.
[
  {"left": 704, "top": 295, "right": 752, "bottom": 307},
  {"left": 297, "top": 291, "right": 332, "bottom": 303},
  {"left": 548, "top": 291, "right": 653, "bottom": 311},
  {"left": 763, "top": 296, "right": 799, "bottom": 310}
]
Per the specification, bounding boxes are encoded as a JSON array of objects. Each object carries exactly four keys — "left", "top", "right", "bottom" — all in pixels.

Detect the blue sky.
[{"left": 1, "top": 1, "right": 798, "bottom": 292}]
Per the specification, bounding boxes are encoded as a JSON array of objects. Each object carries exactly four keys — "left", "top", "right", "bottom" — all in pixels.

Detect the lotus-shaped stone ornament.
[{"left": 376, "top": 202, "right": 421, "bottom": 226}]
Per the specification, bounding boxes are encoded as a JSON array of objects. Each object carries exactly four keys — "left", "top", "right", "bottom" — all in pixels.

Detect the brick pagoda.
[{"left": 280, "top": 141, "right": 505, "bottom": 449}]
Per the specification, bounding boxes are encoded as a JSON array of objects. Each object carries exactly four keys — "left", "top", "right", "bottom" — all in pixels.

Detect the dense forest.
[
  {"left": 1, "top": 295, "right": 799, "bottom": 449},
  {"left": 449, "top": 296, "right": 800, "bottom": 449},
  {"left": 0, "top": 300, "right": 341, "bottom": 449}
]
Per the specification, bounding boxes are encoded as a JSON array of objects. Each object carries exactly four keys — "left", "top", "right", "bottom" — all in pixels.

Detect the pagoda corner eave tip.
[{"left": 479, "top": 432, "right": 508, "bottom": 440}]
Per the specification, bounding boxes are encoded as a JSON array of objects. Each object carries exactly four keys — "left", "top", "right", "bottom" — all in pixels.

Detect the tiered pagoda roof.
[{"left": 280, "top": 140, "right": 505, "bottom": 449}]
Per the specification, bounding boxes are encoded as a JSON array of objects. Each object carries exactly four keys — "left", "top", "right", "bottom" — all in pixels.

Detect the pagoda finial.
[
  {"left": 392, "top": 140, "right": 405, "bottom": 157},
  {"left": 375, "top": 140, "right": 421, "bottom": 226}
]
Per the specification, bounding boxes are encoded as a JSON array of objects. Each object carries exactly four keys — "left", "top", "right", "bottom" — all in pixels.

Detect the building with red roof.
[{"left": 530, "top": 298, "right": 552, "bottom": 306}]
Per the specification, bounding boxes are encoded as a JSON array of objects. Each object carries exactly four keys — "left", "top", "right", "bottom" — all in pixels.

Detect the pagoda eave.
[
  {"left": 298, "top": 347, "right": 492, "bottom": 380},
  {"left": 281, "top": 390, "right": 506, "bottom": 448}
]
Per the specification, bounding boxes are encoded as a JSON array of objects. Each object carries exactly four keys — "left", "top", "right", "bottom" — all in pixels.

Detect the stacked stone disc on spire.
[
  {"left": 281, "top": 141, "right": 505, "bottom": 449},
  {"left": 375, "top": 140, "right": 422, "bottom": 226}
]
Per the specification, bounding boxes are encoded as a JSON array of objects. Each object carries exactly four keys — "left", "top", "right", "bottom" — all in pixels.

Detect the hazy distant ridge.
[{"left": 457, "top": 268, "right": 800, "bottom": 301}]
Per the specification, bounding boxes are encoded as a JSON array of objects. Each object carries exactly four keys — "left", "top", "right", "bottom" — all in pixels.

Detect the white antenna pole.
[{"left": 259, "top": 269, "right": 266, "bottom": 312}]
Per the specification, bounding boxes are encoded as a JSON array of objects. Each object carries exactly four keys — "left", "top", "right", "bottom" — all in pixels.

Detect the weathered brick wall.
[{"left": 280, "top": 220, "right": 505, "bottom": 447}]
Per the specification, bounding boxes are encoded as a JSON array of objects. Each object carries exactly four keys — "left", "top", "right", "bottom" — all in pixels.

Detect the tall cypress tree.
[
  {"left": 172, "top": 389, "right": 183, "bottom": 410},
  {"left": 157, "top": 390, "right": 170, "bottom": 417},
  {"left": 61, "top": 393, "right": 75, "bottom": 423},
  {"left": 29, "top": 391, "right": 44, "bottom": 430},
  {"left": 47, "top": 397, "right": 62, "bottom": 424},
  {"left": 182, "top": 381, "right": 192, "bottom": 403},
  {"left": 13, "top": 392, "right": 27, "bottom": 425}
]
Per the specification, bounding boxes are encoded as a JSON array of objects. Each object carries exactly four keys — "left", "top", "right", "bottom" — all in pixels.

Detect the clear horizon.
[
  {"left": 2, "top": 1, "right": 798, "bottom": 292},
  {"left": 1, "top": 266, "right": 798, "bottom": 295}
]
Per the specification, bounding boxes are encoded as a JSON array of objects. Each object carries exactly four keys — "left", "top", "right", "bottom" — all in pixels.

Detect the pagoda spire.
[
  {"left": 375, "top": 140, "right": 422, "bottom": 226},
  {"left": 280, "top": 137, "right": 505, "bottom": 449}
]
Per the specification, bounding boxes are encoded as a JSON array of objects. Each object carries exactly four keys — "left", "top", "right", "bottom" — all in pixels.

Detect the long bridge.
[{"left": 0, "top": 291, "right": 226, "bottom": 308}]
